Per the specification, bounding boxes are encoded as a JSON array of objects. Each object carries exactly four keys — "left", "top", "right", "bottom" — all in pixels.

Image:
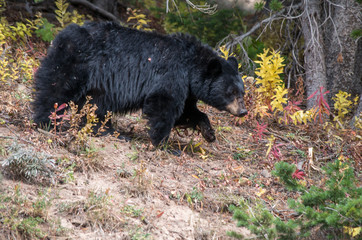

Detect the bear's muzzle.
[{"left": 226, "top": 97, "right": 248, "bottom": 117}]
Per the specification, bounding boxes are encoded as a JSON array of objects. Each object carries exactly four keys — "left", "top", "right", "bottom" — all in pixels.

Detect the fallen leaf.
[
  {"left": 156, "top": 211, "right": 164, "bottom": 218},
  {"left": 192, "top": 174, "right": 199, "bottom": 179},
  {"left": 256, "top": 188, "right": 266, "bottom": 197},
  {"left": 337, "top": 52, "right": 343, "bottom": 63}
]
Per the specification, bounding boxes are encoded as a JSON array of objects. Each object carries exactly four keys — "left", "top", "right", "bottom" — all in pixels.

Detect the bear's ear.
[
  {"left": 206, "top": 58, "right": 222, "bottom": 77},
  {"left": 227, "top": 56, "right": 238, "bottom": 70}
]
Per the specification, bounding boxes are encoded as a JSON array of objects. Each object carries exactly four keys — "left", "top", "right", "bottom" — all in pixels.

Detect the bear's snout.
[
  {"left": 237, "top": 109, "right": 248, "bottom": 117},
  {"left": 225, "top": 97, "right": 248, "bottom": 117}
]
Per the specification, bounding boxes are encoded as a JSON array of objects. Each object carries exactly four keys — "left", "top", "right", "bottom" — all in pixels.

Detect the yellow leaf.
[
  {"left": 138, "top": 19, "right": 148, "bottom": 25},
  {"left": 265, "top": 135, "right": 275, "bottom": 157},
  {"left": 192, "top": 174, "right": 199, "bottom": 179},
  {"left": 353, "top": 95, "right": 359, "bottom": 105},
  {"left": 199, "top": 147, "right": 206, "bottom": 155},
  {"left": 200, "top": 154, "right": 208, "bottom": 160},
  {"left": 127, "top": 16, "right": 137, "bottom": 22},
  {"left": 299, "top": 180, "right": 307, "bottom": 187},
  {"left": 343, "top": 226, "right": 361, "bottom": 237},
  {"left": 266, "top": 195, "right": 274, "bottom": 201},
  {"left": 256, "top": 188, "right": 266, "bottom": 197},
  {"left": 333, "top": 90, "right": 353, "bottom": 121},
  {"left": 194, "top": 141, "right": 203, "bottom": 148},
  {"left": 219, "top": 45, "right": 230, "bottom": 60}
]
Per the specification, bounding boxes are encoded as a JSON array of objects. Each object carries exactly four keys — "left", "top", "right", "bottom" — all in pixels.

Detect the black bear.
[{"left": 33, "top": 22, "right": 247, "bottom": 146}]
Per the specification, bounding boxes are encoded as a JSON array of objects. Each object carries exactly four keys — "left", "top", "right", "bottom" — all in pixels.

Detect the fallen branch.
[
  {"left": 69, "top": 0, "right": 120, "bottom": 22},
  {"left": 4, "top": 124, "right": 35, "bottom": 146},
  {"left": 0, "top": 136, "right": 16, "bottom": 140},
  {"left": 266, "top": 129, "right": 291, "bottom": 144},
  {"left": 37, "top": 128, "right": 55, "bottom": 137}
]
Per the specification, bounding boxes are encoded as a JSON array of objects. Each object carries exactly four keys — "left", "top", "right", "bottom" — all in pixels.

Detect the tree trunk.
[
  {"left": 324, "top": 0, "right": 362, "bottom": 108},
  {"left": 352, "top": 40, "right": 362, "bottom": 124},
  {"left": 301, "top": 0, "right": 328, "bottom": 109}
]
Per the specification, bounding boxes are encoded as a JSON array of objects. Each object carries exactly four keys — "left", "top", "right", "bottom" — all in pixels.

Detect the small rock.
[
  {"left": 17, "top": 84, "right": 27, "bottom": 92},
  {"left": 261, "top": 169, "right": 271, "bottom": 178},
  {"left": 239, "top": 177, "right": 251, "bottom": 186},
  {"left": 60, "top": 218, "right": 73, "bottom": 229}
]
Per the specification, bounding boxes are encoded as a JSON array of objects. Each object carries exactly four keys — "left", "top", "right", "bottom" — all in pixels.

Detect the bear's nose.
[{"left": 238, "top": 109, "right": 248, "bottom": 117}]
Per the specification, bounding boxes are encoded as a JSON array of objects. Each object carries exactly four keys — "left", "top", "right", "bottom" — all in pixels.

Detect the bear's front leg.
[
  {"left": 175, "top": 99, "right": 216, "bottom": 142},
  {"left": 143, "top": 92, "right": 182, "bottom": 147},
  {"left": 195, "top": 112, "right": 215, "bottom": 142}
]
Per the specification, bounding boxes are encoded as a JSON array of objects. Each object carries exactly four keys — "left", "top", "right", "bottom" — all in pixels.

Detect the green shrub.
[
  {"left": 229, "top": 160, "right": 361, "bottom": 239},
  {"left": 2, "top": 142, "right": 55, "bottom": 183},
  {"left": 35, "top": 18, "right": 55, "bottom": 42},
  {"left": 288, "top": 160, "right": 361, "bottom": 238},
  {"left": 272, "top": 161, "right": 304, "bottom": 191}
]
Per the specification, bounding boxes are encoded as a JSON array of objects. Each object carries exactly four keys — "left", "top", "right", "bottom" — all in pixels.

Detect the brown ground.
[
  {"left": 1, "top": 2, "right": 360, "bottom": 239},
  {"left": 1, "top": 98, "right": 260, "bottom": 239},
  {"left": 1, "top": 77, "right": 361, "bottom": 240}
]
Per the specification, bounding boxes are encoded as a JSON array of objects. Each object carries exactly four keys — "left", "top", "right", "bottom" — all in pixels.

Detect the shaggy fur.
[{"left": 33, "top": 22, "right": 247, "bottom": 146}]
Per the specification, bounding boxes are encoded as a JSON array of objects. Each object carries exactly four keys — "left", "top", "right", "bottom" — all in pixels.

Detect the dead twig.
[
  {"left": 166, "top": 0, "right": 217, "bottom": 14},
  {"left": 266, "top": 129, "right": 291, "bottom": 144},
  {"left": 315, "top": 154, "right": 336, "bottom": 162}
]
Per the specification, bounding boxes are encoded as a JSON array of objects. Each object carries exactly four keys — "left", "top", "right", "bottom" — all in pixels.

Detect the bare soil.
[
  {"left": 1, "top": 82, "right": 360, "bottom": 240},
  {"left": 1, "top": 101, "right": 260, "bottom": 239}
]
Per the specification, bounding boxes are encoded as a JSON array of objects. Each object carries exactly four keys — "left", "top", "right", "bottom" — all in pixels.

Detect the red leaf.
[
  {"left": 253, "top": 122, "right": 268, "bottom": 141},
  {"left": 57, "top": 114, "right": 70, "bottom": 120},
  {"left": 292, "top": 169, "right": 306, "bottom": 180},
  {"left": 293, "top": 100, "right": 302, "bottom": 106},
  {"left": 156, "top": 211, "right": 164, "bottom": 218},
  {"left": 271, "top": 143, "right": 284, "bottom": 160},
  {"left": 55, "top": 103, "right": 68, "bottom": 112},
  {"left": 307, "top": 89, "right": 319, "bottom": 100},
  {"left": 321, "top": 98, "right": 330, "bottom": 110}
]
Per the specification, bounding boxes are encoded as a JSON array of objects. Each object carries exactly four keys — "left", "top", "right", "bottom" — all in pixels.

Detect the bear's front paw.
[{"left": 198, "top": 122, "right": 216, "bottom": 142}]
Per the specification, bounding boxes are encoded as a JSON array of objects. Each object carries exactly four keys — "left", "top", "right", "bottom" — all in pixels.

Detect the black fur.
[{"left": 33, "top": 22, "right": 247, "bottom": 146}]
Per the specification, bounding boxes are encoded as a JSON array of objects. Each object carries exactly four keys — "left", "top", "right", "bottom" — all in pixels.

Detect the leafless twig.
[
  {"left": 166, "top": 0, "right": 217, "bottom": 15},
  {"left": 217, "top": 2, "right": 303, "bottom": 74}
]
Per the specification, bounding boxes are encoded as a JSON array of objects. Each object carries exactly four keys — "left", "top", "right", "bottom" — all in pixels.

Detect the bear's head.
[{"left": 204, "top": 56, "right": 248, "bottom": 117}]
